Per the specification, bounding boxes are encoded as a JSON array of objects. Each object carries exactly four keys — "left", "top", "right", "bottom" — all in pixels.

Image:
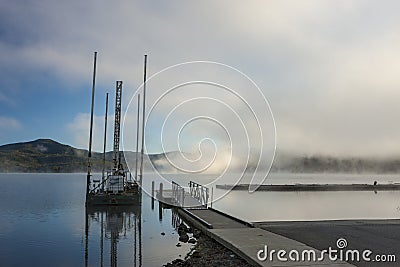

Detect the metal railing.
[
  {"left": 189, "top": 181, "right": 209, "bottom": 208},
  {"left": 89, "top": 170, "right": 134, "bottom": 194},
  {"left": 172, "top": 181, "right": 185, "bottom": 207}
]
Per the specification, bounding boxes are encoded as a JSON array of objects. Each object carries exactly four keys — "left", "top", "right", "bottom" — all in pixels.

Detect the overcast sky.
[{"left": 1, "top": 0, "right": 400, "bottom": 158}]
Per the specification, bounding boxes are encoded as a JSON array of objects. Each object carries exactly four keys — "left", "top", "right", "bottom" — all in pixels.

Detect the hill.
[
  {"left": 1, "top": 139, "right": 400, "bottom": 173},
  {"left": 0, "top": 139, "right": 133, "bottom": 173}
]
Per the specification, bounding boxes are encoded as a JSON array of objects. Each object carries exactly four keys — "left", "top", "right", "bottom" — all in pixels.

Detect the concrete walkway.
[
  {"left": 256, "top": 220, "right": 400, "bottom": 267},
  {"left": 187, "top": 209, "right": 248, "bottom": 228},
  {"left": 179, "top": 208, "right": 355, "bottom": 267}
]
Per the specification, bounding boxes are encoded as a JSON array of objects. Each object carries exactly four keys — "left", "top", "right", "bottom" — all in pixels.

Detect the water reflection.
[
  {"left": 0, "top": 174, "right": 195, "bottom": 267},
  {"left": 3, "top": 173, "right": 398, "bottom": 266},
  {"left": 172, "top": 208, "right": 183, "bottom": 230},
  {"left": 85, "top": 194, "right": 142, "bottom": 267}
]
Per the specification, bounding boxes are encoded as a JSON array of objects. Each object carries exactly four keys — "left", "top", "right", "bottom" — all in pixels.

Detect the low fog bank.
[
  {"left": 271, "top": 151, "right": 400, "bottom": 174},
  {"left": 147, "top": 151, "right": 400, "bottom": 174},
  {"left": 2, "top": 141, "right": 400, "bottom": 174}
]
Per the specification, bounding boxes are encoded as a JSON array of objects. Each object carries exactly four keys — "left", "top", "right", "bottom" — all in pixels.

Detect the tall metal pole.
[
  {"left": 86, "top": 51, "right": 97, "bottom": 203},
  {"left": 102, "top": 93, "right": 109, "bottom": 191},
  {"left": 135, "top": 94, "right": 141, "bottom": 182},
  {"left": 139, "top": 55, "right": 147, "bottom": 186}
]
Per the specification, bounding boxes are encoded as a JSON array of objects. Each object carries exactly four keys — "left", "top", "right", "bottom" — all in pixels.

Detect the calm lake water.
[
  {"left": 0, "top": 173, "right": 193, "bottom": 267},
  {"left": 145, "top": 172, "right": 400, "bottom": 221},
  {"left": 1, "top": 172, "right": 399, "bottom": 266}
]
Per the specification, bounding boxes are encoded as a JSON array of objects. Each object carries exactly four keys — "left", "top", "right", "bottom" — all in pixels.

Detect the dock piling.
[
  {"left": 159, "top": 182, "right": 163, "bottom": 199},
  {"left": 211, "top": 187, "right": 213, "bottom": 208},
  {"left": 151, "top": 181, "right": 155, "bottom": 210}
]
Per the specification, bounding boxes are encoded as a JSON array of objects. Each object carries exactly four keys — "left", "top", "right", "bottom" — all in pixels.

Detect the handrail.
[
  {"left": 89, "top": 170, "right": 133, "bottom": 193},
  {"left": 172, "top": 181, "right": 185, "bottom": 207},
  {"left": 189, "top": 181, "right": 209, "bottom": 208}
]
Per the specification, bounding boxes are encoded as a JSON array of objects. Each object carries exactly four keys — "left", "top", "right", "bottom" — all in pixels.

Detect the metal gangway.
[{"left": 155, "top": 180, "right": 210, "bottom": 209}]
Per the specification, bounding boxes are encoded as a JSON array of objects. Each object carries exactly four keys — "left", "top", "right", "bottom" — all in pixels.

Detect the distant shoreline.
[
  {"left": 2, "top": 139, "right": 400, "bottom": 173},
  {"left": 216, "top": 183, "right": 400, "bottom": 191},
  {"left": 0, "top": 171, "right": 399, "bottom": 176}
]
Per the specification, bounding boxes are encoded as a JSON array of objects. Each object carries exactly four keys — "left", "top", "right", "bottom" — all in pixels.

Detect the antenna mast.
[
  {"left": 139, "top": 55, "right": 147, "bottom": 185},
  {"left": 135, "top": 94, "right": 141, "bottom": 181},
  {"left": 86, "top": 51, "right": 97, "bottom": 203},
  {"left": 102, "top": 93, "right": 109, "bottom": 191}
]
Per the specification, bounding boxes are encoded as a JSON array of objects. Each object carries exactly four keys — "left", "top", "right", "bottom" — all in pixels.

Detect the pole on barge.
[
  {"left": 135, "top": 94, "right": 141, "bottom": 182},
  {"left": 86, "top": 51, "right": 97, "bottom": 204},
  {"left": 139, "top": 55, "right": 147, "bottom": 186},
  {"left": 102, "top": 93, "right": 109, "bottom": 191}
]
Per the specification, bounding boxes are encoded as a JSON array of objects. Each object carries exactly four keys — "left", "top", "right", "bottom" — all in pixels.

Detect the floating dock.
[
  {"left": 162, "top": 180, "right": 400, "bottom": 266},
  {"left": 86, "top": 185, "right": 140, "bottom": 205},
  {"left": 158, "top": 180, "right": 356, "bottom": 266},
  {"left": 216, "top": 183, "right": 400, "bottom": 191}
]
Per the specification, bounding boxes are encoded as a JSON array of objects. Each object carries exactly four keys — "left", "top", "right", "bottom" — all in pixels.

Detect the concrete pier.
[
  {"left": 178, "top": 208, "right": 355, "bottom": 266},
  {"left": 255, "top": 220, "right": 400, "bottom": 267},
  {"left": 157, "top": 181, "right": 397, "bottom": 266}
]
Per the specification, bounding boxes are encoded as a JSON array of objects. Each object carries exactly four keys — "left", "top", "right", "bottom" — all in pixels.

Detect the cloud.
[
  {"left": 2, "top": 0, "right": 400, "bottom": 157},
  {"left": 0, "top": 116, "right": 21, "bottom": 130},
  {"left": 66, "top": 108, "right": 141, "bottom": 153},
  {"left": 66, "top": 113, "right": 114, "bottom": 152}
]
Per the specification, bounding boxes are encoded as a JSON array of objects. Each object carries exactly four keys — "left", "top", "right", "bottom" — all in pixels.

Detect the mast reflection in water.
[{"left": 85, "top": 196, "right": 142, "bottom": 267}]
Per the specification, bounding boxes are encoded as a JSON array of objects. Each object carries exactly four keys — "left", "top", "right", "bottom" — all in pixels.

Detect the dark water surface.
[
  {"left": 0, "top": 173, "right": 192, "bottom": 267},
  {"left": 1, "top": 173, "right": 399, "bottom": 266}
]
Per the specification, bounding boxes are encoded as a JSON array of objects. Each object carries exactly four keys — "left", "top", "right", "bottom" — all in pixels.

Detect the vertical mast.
[
  {"left": 102, "top": 93, "right": 109, "bottom": 191},
  {"left": 86, "top": 51, "right": 97, "bottom": 202},
  {"left": 135, "top": 94, "right": 141, "bottom": 181},
  {"left": 139, "top": 55, "right": 147, "bottom": 185},
  {"left": 113, "top": 81, "right": 123, "bottom": 173}
]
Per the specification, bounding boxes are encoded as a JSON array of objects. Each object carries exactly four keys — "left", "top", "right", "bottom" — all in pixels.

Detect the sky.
[{"left": 1, "top": 0, "right": 400, "bottom": 158}]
